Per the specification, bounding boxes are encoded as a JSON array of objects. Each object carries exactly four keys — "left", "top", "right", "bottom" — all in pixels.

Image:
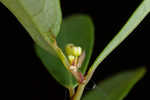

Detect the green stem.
[
  {"left": 49, "top": 34, "right": 70, "bottom": 70},
  {"left": 69, "top": 88, "right": 75, "bottom": 98},
  {"left": 72, "top": 83, "right": 85, "bottom": 100},
  {"left": 55, "top": 45, "right": 70, "bottom": 70},
  {"left": 72, "top": 68, "right": 95, "bottom": 100}
]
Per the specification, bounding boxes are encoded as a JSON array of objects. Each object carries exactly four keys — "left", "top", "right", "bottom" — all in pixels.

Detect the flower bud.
[
  {"left": 72, "top": 47, "right": 82, "bottom": 57},
  {"left": 65, "top": 44, "right": 82, "bottom": 57},
  {"left": 65, "top": 44, "right": 74, "bottom": 55},
  {"left": 68, "top": 55, "right": 75, "bottom": 64}
]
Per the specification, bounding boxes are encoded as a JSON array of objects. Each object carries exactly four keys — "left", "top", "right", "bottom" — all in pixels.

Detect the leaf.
[
  {"left": 90, "top": 0, "right": 150, "bottom": 71},
  {"left": 57, "top": 14, "right": 94, "bottom": 74},
  {"left": 83, "top": 67, "right": 146, "bottom": 100},
  {"left": 0, "top": 0, "right": 62, "bottom": 54},
  {"left": 35, "top": 15, "right": 94, "bottom": 88}
]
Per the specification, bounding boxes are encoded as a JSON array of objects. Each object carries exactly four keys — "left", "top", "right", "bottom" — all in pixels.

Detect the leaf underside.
[
  {"left": 0, "top": 0, "right": 62, "bottom": 54},
  {"left": 35, "top": 15, "right": 94, "bottom": 88},
  {"left": 83, "top": 67, "right": 146, "bottom": 100}
]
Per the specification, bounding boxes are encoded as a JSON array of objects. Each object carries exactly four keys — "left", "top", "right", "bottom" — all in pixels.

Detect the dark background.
[{"left": 0, "top": 0, "right": 149, "bottom": 100}]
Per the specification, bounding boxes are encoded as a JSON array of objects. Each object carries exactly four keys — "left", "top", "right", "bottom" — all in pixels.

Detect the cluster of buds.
[
  {"left": 65, "top": 44, "right": 82, "bottom": 65},
  {"left": 65, "top": 44, "right": 85, "bottom": 83}
]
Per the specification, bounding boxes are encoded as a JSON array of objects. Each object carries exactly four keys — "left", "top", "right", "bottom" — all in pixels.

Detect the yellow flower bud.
[
  {"left": 65, "top": 43, "right": 82, "bottom": 57},
  {"left": 65, "top": 44, "right": 74, "bottom": 55},
  {"left": 73, "top": 47, "right": 82, "bottom": 56},
  {"left": 68, "top": 55, "right": 75, "bottom": 64}
]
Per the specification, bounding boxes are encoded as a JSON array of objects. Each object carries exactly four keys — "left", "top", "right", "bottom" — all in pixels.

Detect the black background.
[{"left": 0, "top": 0, "right": 150, "bottom": 100}]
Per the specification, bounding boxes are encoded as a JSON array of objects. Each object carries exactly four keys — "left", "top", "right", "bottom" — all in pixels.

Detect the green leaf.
[
  {"left": 57, "top": 15, "right": 94, "bottom": 74},
  {"left": 83, "top": 67, "right": 146, "bottom": 100},
  {"left": 35, "top": 15, "right": 94, "bottom": 88},
  {"left": 0, "top": 0, "right": 62, "bottom": 54},
  {"left": 90, "top": 0, "right": 150, "bottom": 71}
]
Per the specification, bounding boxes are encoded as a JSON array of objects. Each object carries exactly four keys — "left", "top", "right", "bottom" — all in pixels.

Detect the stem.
[
  {"left": 72, "top": 68, "right": 95, "bottom": 100},
  {"left": 69, "top": 88, "right": 75, "bottom": 98},
  {"left": 72, "top": 83, "right": 85, "bottom": 100},
  {"left": 50, "top": 34, "right": 70, "bottom": 70},
  {"left": 55, "top": 45, "right": 70, "bottom": 69}
]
